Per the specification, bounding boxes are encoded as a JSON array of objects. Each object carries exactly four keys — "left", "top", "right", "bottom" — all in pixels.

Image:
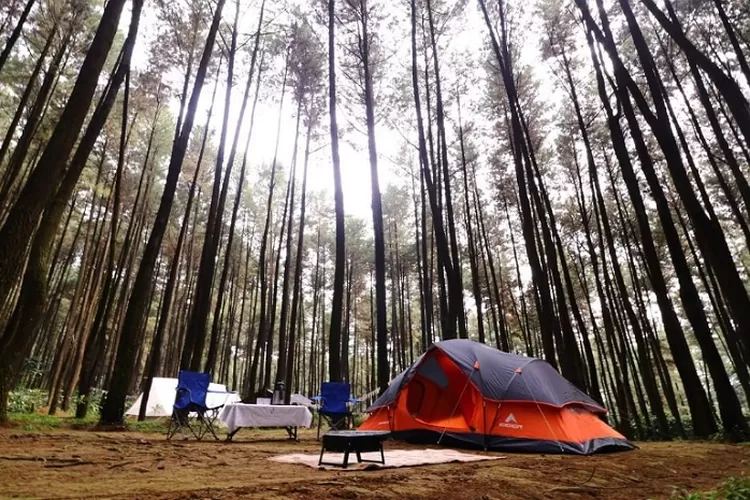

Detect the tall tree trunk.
[
  {"left": 410, "top": 164, "right": 429, "bottom": 352},
  {"left": 640, "top": 0, "right": 750, "bottom": 147},
  {"left": 284, "top": 114, "right": 313, "bottom": 403},
  {"left": 474, "top": 181, "right": 506, "bottom": 351},
  {"left": 328, "top": 0, "right": 346, "bottom": 383},
  {"left": 185, "top": 1, "right": 240, "bottom": 371},
  {"left": 77, "top": 71, "right": 137, "bottom": 418},
  {"left": 246, "top": 46, "right": 289, "bottom": 399},
  {"left": 0, "top": 0, "right": 130, "bottom": 303},
  {"left": 0, "top": 0, "right": 144, "bottom": 422},
  {"left": 99, "top": 0, "right": 225, "bottom": 425},
  {"left": 50, "top": 151, "right": 112, "bottom": 414},
  {"left": 78, "top": 131, "right": 156, "bottom": 419},
  {"left": 606, "top": 0, "right": 750, "bottom": 354},
  {"left": 343, "top": 259, "right": 353, "bottom": 381},
  {"left": 457, "top": 94, "right": 484, "bottom": 344},
  {"left": 0, "top": 0, "right": 35, "bottom": 74},
  {"left": 477, "top": 0, "right": 561, "bottom": 369},
  {"left": 137, "top": 97, "right": 215, "bottom": 419},
  {"left": 412, "top": 0, "right": 456, "bottom": 341},
  {"left": 274, "top": 99, "right": 302, "bottom": 385},
  {"left": 205, "top": 1, "right": 265, "bottom": 373},
  {"left": 0, "top": 24, "right": 70, "bottom": 213},
  {"left": 307, "top": 230, "right": 321, "bottom": 396},
  {"left": 0, "top": 21, "right": 56, "bottom": 185},
  {"left": 358, "top": 0, "right": 388, "bottom": 394},
  {"left": 575, "top": 2, "right": 721, "bottom": 437},
  {"left": 425, "top": 0, "right": 466, "bottom": 339}
]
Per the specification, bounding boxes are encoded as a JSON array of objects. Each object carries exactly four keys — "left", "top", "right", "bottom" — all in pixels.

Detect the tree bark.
[
  {"left": 328, "top": 0, "right": 346, "bottom": 383},
  {"left": 357, "top": 0, "right": 388, "bottom": 394},
  {"left": 0, "top": 0, "right": 35, "bottom": 74}
]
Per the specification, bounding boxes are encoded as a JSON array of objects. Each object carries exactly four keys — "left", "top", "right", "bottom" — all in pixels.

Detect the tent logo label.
[{"left": 498, "top": 413, "right": 523, "bottom": 429}]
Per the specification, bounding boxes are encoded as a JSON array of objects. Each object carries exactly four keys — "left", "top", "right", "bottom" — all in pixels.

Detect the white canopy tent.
[
  {"left": 125, "top": 377, "right": 240, "bottom": 418},
  {"left": 255, "top": 394, "right": 313, "bottom": 406},
  {"left": 290, "top": 394, "right": 314, "bottom": 406}
]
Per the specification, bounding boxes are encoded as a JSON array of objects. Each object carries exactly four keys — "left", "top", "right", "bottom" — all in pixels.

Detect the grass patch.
[
  {"left": 8, "top": 413, "right": 92, "bottom": 431},
  {"left": 8, "top": 413, "right": 170, "bottom": 434},
  {"left": 672, "top": 476, "right": 750, "bottom": 499}
]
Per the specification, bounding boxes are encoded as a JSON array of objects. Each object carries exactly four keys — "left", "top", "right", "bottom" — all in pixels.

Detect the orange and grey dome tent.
[{"left": 358, "top": 339, "right": 634, "bottom": 455}]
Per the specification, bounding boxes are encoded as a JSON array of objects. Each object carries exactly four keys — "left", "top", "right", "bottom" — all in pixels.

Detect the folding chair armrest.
[{"left": 174, "top": 386, "right": 192, "bottom": 405}]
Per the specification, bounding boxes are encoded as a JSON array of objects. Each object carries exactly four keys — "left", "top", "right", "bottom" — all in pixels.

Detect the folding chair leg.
[
  {"left": 194, "top": 419, "right": 204, "bottom": 441},
  {"left": 201, "top": 415, "right": 219, "bottom": 441},
  {"left": 167, "top": 411, "right": 192, "bottom": 441},
  {"left": 186, "top": 419, "right": 201, "bottom": 440},
  {"left": 204, "top": 407, "right": 223, "bottom": 441},
  {"left": 166, "top": 418, "right": 177, "bottom": 440}
]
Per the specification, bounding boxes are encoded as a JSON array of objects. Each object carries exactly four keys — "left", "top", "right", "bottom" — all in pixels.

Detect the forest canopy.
[{"left": 0, "top": 0, "right": 749, "bottom": 443}]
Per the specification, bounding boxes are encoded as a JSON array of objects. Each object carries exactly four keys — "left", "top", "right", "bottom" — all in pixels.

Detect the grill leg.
[
  {"left": 318, "top": 444, "right": 326, "bottom": 466},
  {"left": 356, "top": 442, "right": 386, "bottom": 465}
]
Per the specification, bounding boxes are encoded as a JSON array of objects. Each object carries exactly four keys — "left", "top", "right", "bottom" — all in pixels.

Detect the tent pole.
[
  {"left": 437, "top": 368, "right": 476, "bottom": 445},
  {"left": 520, "top": 374, "right": 565, "bottom": 453}
]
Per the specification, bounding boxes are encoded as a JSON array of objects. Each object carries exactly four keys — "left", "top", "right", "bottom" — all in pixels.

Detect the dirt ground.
[{"left": 0, "top": 426, "right": 748, "bottom": 499}]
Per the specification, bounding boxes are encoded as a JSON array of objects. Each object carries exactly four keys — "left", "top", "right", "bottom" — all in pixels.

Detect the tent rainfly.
[{"left": 359, "top": 339, "right": 635, "bottom": 455}]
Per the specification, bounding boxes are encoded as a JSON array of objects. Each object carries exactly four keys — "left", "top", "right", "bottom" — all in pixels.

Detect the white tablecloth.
[{"left": 218, "top": 403, "right": 313, "bottom": 433}]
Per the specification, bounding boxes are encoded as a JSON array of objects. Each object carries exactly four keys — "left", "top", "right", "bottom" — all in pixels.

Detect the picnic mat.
[{"left": 268, "top": 448, "right": 505, "bottom": 471}]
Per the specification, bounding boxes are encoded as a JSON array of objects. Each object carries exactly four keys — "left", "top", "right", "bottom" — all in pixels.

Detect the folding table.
[{"left": 218, "top": 403, "right": 313, "bottom": 441}]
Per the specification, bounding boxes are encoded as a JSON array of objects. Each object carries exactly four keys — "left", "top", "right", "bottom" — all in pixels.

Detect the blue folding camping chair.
[
  {"left": 166, "top": 371, "right": 227, "bottom": 441},
  {"left": 315, "top": 382, "right": 359, "bottom": 440}
]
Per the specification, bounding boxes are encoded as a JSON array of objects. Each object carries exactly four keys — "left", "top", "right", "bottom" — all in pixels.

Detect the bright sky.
[{"left": 125, "top": 0, "right": 493, "bottom": 222}]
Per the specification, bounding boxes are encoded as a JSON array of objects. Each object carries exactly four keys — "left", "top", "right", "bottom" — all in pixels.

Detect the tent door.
[{"left": 406, "top": 380, "right": 426, "bottom": 417}]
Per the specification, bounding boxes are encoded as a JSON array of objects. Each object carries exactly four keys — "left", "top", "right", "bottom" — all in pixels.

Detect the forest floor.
[{"left": 0, "top": 421, "right": 748, "bottom": 499}]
